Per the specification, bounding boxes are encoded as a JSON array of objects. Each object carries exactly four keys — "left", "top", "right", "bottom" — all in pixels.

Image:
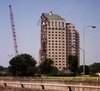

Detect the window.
[
  {"left": 55, "top": 22, "right": 57, "bottom": 27},
  {"left": 52, "top": 49, "right": 54, "bottom": 51},
  {"left": 48, "top": 37, "right": 50, "bottom": 39},
  {"left": 55, "top": 58, "right": 58, "bottom": 60},
  {"left": 63, "top": 58, "right": 65, "bottom": 60},
  {"left": 63, "top": 55, "right": 65, "bottom": 57},
  {"left": 52, "top": 52, "right": 54, "bottom": 54},
  {"left": 48, "top": 21, "right": 50, "bottom": 26},
  {"left": 52, "top": 43, "right": 54, "bottom": 45},
  {"left": 62, "top": 22, "right": 64, "bottom": 27},
  {"left": 55, "top": 49, "right": 57, "bottom": 51},
  {"left": 73, "top": 26, "right": 75, "bottom": 28},
  {"left": 52, "top": 34, "right": 54, "bottom": 36},
  {"left": 58, "top": 22, "right": 60, "bottom": 27},
  {"left": 63, "top": 46, "right": 65, "bottom": 48},
  {"left": 52, "top": 21, "right": 54, "bottom": 26},
  {"left": 55, "top": 52, "right": 58, "bottom": 54}
]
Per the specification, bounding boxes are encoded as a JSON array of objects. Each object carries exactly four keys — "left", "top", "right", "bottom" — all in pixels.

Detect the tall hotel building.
[{"left": 40, "top": 12, "right": 79, "bottom": 70}]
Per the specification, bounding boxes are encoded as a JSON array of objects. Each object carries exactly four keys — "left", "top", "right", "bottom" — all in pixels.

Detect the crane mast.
[{"left": 9, "top": 5, "right": 19, "bottom": 56}]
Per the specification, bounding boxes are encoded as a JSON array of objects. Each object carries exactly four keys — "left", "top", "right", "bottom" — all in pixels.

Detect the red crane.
[{"left": 9, "top": 5, "right": 19, "bottom": 56}]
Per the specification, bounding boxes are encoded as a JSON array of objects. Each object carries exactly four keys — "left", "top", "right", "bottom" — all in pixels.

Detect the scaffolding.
[{"left": 40, "top": 13, "right": 49, "bottom": 62}]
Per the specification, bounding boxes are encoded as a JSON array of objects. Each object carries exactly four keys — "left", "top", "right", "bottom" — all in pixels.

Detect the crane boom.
[{"left": 9, "top": 5, "right": 19, "bottom": 56}]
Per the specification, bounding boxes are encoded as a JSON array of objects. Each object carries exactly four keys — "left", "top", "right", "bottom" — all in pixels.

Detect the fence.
[{"left": 0, "top": 81, "right": 100, "bottom": 91}]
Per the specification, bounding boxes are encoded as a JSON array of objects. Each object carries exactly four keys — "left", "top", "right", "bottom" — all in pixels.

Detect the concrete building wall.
[{"left": 40, "top": 12, "right": 80, "bottom": 70}]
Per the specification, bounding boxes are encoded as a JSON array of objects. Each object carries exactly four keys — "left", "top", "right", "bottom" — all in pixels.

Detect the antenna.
[{"left": 9, "top": 5, "right": 19, "bottom": 56}]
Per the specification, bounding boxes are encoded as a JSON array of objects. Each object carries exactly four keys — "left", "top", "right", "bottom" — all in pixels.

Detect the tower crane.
[{"left": 9, "top": 5, "right": 19, "bottom": 56}]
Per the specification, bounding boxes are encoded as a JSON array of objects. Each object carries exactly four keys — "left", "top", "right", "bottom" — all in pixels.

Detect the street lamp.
[{"left": 83, "top": 25, "right": 96, "bottom": 79}]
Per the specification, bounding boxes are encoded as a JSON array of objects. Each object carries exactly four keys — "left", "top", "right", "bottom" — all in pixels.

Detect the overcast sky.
[{"left": 0, "top": 0, "right": 100, "bottom": 67}]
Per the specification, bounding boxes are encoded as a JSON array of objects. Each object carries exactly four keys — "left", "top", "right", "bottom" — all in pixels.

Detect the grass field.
[
  {"left": 0, "top": 76, "right": 100, "bottom": 81},
  {"left": 41, "top": 76, "right": 100, "bottom": 81}
]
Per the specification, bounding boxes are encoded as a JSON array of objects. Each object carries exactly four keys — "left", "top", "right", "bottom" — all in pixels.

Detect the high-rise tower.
[{"left": 40, "top": 12, "right": 79, "bottom": 70}]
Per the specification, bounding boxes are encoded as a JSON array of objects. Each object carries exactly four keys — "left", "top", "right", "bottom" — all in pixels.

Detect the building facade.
[{"left": 40, "top": 12, "right": 79, "bottom": 70}]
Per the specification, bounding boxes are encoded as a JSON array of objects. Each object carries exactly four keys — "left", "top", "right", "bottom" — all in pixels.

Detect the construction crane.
[{"left": 9, "top": 5, "right": 19, "bottom": 56}]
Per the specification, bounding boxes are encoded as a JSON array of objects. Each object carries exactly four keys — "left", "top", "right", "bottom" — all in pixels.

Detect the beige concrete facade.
[{"left": 40, "top": 12, "right": 79, "bottom": 70}]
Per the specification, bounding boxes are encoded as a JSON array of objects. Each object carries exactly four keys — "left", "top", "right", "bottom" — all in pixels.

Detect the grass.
[
  {"left": 40, "top": 76, "right": 100, "bottom": 81},
  {"left": 0, "top": 76, "right": 100, "bottom": 81}
]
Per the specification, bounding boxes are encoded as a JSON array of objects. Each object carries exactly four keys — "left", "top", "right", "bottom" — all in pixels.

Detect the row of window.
[
  {"left": 48, "top": 34, "right": 65, "bottom": 37},
  {"left": 48, "top": 51, "right": 65, "bottom": 54},
  {"left": 52, "top": 58, "right": 65, "bottom": 60},
  {"left": 48, "top": 54, "right": 66, "bottom": 57},
  {"left": 48, "top": 43, "right": 65, "bottom": 46},
  {"left": 48, "top": 46, "right": 66, "bottom": 49},
  {"left": 54, "top": 64, "right": 65, "bottom": 66},
  {"left": 48, "top": 21, "right": 65, "bottom": 28},
  {"left": 47, "top": 27, "right": 65, "bottom": 30},
  {"left": 48, "top": 47, "right": 65, "bottom": 51},
  {"left": 55, "top": 61, "right": 65, "bottom": 63},
  {"left": 48, "top": 37, "right": 65, "bottom": 40},
  {"left": 47, "top": 31, "right": 65, "bottom": 34},
  {"left": 48, "top": 41, "right": 65, "bottom": 43},
  {"left": 67, "top": 26, "right": 75, "bottom": 28}
]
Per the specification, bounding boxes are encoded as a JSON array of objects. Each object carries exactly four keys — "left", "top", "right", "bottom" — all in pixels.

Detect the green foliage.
[
  {"left": 39, "top": 58, "right": 58, "bottom": 75},
  {"left": 67, "top": 55, "right": 79, "bottom": 76},
  {"left": 9, "top": 54, "right": 37, "bottom": 76},
  {"left": 89, "top": 63, "right": 100, "bottom": 75},
  {"left": 79, "top": 65, "right": 90, "bottom": 75},
  {"left": 0, "top": 65, "right": 4, "bottom": 71}
]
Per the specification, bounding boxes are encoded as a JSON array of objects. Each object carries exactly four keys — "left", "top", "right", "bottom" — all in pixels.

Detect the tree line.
[{"left": 0, "top": 54, "right": 100, "bottom": 76}]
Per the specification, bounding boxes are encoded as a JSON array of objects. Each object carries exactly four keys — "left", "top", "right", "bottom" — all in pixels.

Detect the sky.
[{"left": 0, "top": 0, "right": 100, "bottom": 67}]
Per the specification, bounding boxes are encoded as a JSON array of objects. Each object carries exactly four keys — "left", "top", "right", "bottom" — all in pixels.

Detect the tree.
[
  {"left": 39, "top": 58, "right": 58, "bottom": 75},
  {"left": 9, "top": 54, "right": 37, "bottom": 76},
  {"left": 79, "top": 65, "right": 90, "bottom": 75},
  {"left": 0, "top": 65, "right": 4, "bottom": 71},
  {"left": 89, "top": 62, "right": 100, "bottom": 75},
  {"left": 67, "top": 55, "right": 79, "bottom": 76}
]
